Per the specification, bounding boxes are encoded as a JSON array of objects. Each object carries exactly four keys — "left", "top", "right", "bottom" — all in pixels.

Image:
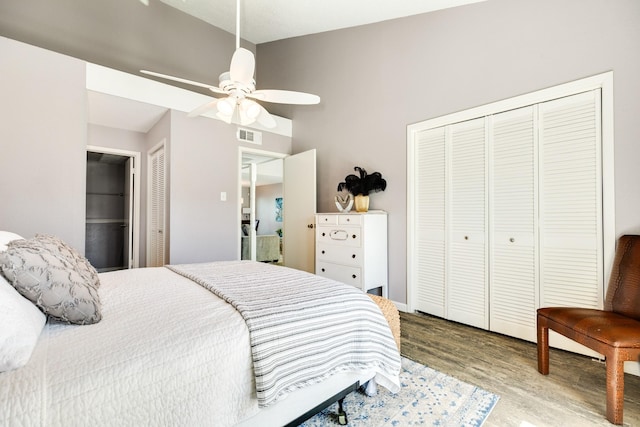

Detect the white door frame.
[
  {"left": 238, "top": 147, "right": 287, "bottom": 261},
  {"left": 86, "top": 145, "right": 141, "bottom": 268}
]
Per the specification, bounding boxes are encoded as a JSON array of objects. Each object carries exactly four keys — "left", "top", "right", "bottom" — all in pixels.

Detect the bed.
[{"left": 0, "top": 233, "right": 401, "bottom": 426}]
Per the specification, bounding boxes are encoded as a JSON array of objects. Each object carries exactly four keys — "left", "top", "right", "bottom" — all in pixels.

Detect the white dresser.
[{"left": 315, "top": 211, "right": 388, "bottom": 297}]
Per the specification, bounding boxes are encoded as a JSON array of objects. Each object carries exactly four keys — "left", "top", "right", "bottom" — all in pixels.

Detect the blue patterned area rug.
[{"left": 301, "top": 357, "right": 499, "bottom": 427}]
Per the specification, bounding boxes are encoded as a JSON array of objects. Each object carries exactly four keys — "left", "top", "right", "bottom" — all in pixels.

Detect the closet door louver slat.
[
  {"left": 489, "top": 106, "right": 538, "bottom": 340},
  {"left": 414, "top": 127, "right": 446, "bottom": 316},
  {"left": 448, "top": 118, "right": 488, "bottom": 329},
  {"left": 150, "top": 147, "right": 166, "bottom": 267},
  {"left": 539, "top": 91, "right": 603, "bottom": 311}
]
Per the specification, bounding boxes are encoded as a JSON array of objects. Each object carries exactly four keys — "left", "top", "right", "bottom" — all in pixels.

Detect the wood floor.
[{"left": 400, "top": 311, "right": 640, "bottom": 427}]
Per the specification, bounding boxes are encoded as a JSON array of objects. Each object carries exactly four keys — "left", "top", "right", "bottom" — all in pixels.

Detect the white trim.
[
  {"left": 393, "top": 301, "right": 408, "bottom": 313},
  {"left": 407, "top": 71, "right": 615, "bottom": 313},
  {"left": 86, "top": 145, "right": 141, "bottom": 269},
  {"left": 600, "top": 74, "right": 615, "bottom": 292}
]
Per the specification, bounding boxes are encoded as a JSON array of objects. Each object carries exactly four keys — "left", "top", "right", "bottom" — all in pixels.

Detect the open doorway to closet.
[{"left": 85, "top": 146, "right": 140, "bottom": 272}]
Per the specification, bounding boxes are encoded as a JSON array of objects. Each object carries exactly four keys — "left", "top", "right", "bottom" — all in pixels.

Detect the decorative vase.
[
  {"left": 335, "top": 193, "right": 353, "bottom": 212},
  {"left": 354, "top": 194, "right": 369, "bottom": 213}
]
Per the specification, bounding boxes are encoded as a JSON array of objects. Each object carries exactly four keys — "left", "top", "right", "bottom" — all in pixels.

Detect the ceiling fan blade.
[
  {"left": 255, "top": 105, "right": 277, "bottom": 129},
  {"left": 140, "top": 69, "right": 220, "bottom": 91},
  {"left": 209, "top": 86, "right": 228, "bottom": 95},
  {"left": 187, "top": 99, "right": 220, "bottom": 118},
  {"left": 250, "top": 89, "right": 320, "bottom": 105},
  {"left": 229, "top": 48, "right": 255, "bottom": 84}
]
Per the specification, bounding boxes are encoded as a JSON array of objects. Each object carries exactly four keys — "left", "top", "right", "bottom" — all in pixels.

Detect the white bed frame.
[{"left": 238, "top": 371, "right": 374, "bottom": 426}]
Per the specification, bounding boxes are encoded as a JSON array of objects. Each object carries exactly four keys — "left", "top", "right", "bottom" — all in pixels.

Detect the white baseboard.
[{"left": 392, "top": 301, "right": 408, "bottom": 312}]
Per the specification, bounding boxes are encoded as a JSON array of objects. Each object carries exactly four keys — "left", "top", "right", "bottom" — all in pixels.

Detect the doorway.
[
  {"left": 240, "top": 149, "right": 286, "bottom": 263},
  {"left": 85, "top": 146, "right": 140, "bottom": 272},
  {"left": 238, "top": 147, "right": 317, "bottom": 272}
]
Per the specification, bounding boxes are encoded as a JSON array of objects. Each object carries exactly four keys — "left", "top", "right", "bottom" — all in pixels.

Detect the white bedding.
[
  {"left": 169, "top": 261, "right": 401, "bottom": 407},
  {"left": 1, "top": 264, "right": 400, "bottom": 426},
  {"left": 0, "top": 267, "right": 260, "bottom": 426}
]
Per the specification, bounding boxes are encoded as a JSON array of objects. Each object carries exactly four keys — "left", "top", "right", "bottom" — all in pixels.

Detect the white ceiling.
[{"left": 155, "top": 0, "right": 487, "bottom": 44}]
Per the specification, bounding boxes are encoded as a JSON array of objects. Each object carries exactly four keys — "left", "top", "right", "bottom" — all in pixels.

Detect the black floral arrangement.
[{"left": 337, "top": 166, "right": 387, "bottom": 196}]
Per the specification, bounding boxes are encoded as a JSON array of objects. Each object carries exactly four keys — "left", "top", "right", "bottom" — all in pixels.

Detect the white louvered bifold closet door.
[
  {"left": 448, "top": 118, "right": 488, "bottom": 329},
  {"left": 150, "top": 147, "right": 166, "bottom": 267},
  {"left": 539, "top": 90, "right": 603, "bottom": 355},
  {"left": 489, "top": 106, "right": 538, "bottom": 341},
  {"left": 413, "top": 127, "right": 447, "bottom": 316}
]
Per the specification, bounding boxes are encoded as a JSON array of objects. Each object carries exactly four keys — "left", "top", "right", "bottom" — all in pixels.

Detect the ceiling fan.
[{"left": 140, "top": 0, "right": 320, "bottom": 128}]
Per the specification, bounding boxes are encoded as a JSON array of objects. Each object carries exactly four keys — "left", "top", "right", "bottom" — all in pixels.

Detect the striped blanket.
[{"left": 167, "top": 261, "right": 401, "bottom": 407}]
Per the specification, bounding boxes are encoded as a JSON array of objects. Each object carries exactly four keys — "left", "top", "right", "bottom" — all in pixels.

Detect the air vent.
[{"left": 237, "top": 128, "right": 262, "bottom": 145}]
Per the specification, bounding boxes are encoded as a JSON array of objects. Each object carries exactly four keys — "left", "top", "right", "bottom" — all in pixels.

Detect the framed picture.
[{"left": 275, "top": 197, "right": 283, "bottom": 222}]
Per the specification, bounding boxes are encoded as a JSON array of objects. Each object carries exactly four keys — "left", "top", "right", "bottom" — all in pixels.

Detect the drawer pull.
[
  {"left": 330, "top": 230, "right": 348, "bottom": 240},
  {"left": 352, "top": 274, "right": 357, "bottom": 279},
  {"left": 352, "top": 234, "right": 357, "bottom": 239},
  {"left": 322, "top": 232, "right": 326, "bottom": 237},
  {"left": 322, "top": 250, "right": 326, "bottom": 254},
  {"left": 352, "top": 254, "right": 356, "bottom": 259},
  {"left": 321, "top": 268, "right": 325, "bottom": 272},
  {"left": 464, "top": 236, "right": 469, "bottom": 240},
  {"left": 509, "top": 237, "right": 515, "bottom": 243}
]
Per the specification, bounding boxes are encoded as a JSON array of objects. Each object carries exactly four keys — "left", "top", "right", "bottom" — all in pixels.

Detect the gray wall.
[
  {"left": 0, "top": 37, "right": 87, "bottom": 252},
  {"left": 2, "top": 0, "right": 639, "bottom": 305},
  {"left": 1, "top": 36, "right": 292, "bottom": 264},
  {"left": 168, "top": 111, "right": 290, "bottom": 263},
  {"left": 256, "top": 184, "right": 284, "bottom": 236},
  {"left": 257, "top": 0, "right": 640, "bottom": 303},
  {"left": 0, "top": 0, "right": 250, "bottom": 94}
]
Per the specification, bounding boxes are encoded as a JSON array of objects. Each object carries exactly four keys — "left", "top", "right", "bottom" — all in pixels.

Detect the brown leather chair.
[{"left": 537, "top": 235, "right": 640, "bottom": 425}]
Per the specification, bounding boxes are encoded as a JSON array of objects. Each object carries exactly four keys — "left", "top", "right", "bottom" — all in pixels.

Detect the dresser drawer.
[
  {"left": 316, "top": 226, "right": 361, "bottom": 247},
  {"left": 317, "top": 244, "right": 362, "bottom": 265},
  {"left": 317, "top": 262, "right": 362, "bottom": 288},
  {"left": 316, "top": 215, "right": 337, "bottom": 225},
  {"left": 338, "top": 215, "right": 362, "bottom": 225}
]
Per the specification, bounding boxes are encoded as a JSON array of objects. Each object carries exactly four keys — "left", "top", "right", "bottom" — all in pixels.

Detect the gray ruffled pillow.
[
  {"left": 34, "top": 234, "right": 100, "bottom": 288},
  {"left": 0, "top": 238, "right": 102, "bottom": 325}
]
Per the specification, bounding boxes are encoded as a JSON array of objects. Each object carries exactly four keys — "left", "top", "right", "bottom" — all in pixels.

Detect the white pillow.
[
  {"left": 0, "top": 230, "right": 24, "bottom": 251},
  {"left": 0, "top": 273, "right": 46, "bottom": 372}
]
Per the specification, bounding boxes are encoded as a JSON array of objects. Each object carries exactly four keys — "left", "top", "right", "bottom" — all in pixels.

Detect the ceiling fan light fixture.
[
  {"left": 217, "top": 97, "right": 236, "bottom": 116},
  {"left": 140, "top": 0, "right": 319, "bottom": 127},
  {"left": 240, "top": 99, "right": 261, "bottom": 119}
]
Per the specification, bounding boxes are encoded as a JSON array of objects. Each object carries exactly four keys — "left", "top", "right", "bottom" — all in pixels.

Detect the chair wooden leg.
[
  {"left": 537, "top": 315, "right": 549, "bottom": 375},
  {"left": 606, "top": 351, "right": 624, "bottom": 425}
]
